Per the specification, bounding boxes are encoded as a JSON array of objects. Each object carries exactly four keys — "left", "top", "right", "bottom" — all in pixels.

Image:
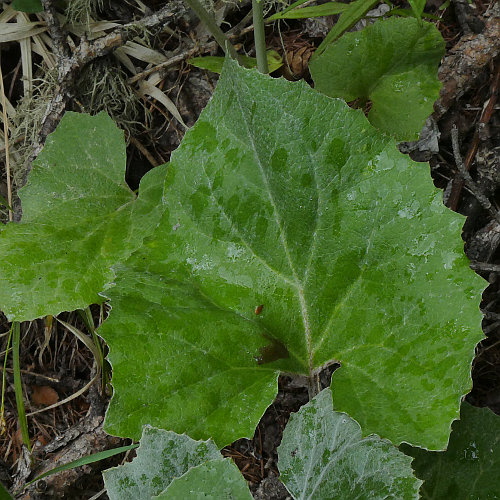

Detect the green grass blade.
[
  {"left": 12, "top": 322, "right": 31, "bottom": 451},
  {"left": 313, "top": 0, "right": 380, "bottom": 58},
  {"left": 0, "top": 481, "right": 13, "bottom": 500},
  {"left": 268, "top": 1, "right": 349, "bottom": 20},
  {"left": 266, "top": 0, "right": 311, "bottom": 20},
  {"left": 0, "top": 194, "right": 13, "bottom": 212},
  {"left": 20, "top": 444, "right": 138, "bottom": 492}
]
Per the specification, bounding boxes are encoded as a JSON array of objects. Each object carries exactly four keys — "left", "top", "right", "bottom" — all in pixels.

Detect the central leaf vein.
[{"left": 232, "top": 81, "right": 314, "bottom": 377}]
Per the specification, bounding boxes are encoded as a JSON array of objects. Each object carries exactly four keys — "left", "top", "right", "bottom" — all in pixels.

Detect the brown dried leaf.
[{"left": 31, "top": 385, "right": 59, "bottom": 406}]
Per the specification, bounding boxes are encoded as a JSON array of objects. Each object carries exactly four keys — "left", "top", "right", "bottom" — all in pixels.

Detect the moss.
[
  {"left": 74, "top": 56, "right": 150, "bottom": 137},
  {"left": 65, "top": 0, "right": 103, "bottom": 28}
]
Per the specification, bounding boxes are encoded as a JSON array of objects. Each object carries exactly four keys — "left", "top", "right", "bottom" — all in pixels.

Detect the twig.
[
  {"left": 0, "top": 367, "right": 60, "bottom": 382},
  {"left": 470, "top": 261, "right": 500, "bottom": 273},
  {"left": 126, "top": 132, "right": 161, "bottom": 168},
  {"left": 435, "top": 1, "right": 500, "bottom": 118},
  {"left": 447, "top": 60, "right": 500, "bottom": 210},
  {"left": 451, "top": 125, "right": 500, "bottom": 225},
  {"left": 40, "top": 0, "right": 71, "bottom": 62}
]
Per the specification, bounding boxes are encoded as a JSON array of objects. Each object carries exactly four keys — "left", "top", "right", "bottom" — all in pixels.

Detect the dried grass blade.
[
  {"left": 137, "top": 79, "right": 187, "bottom": 129},
  {"left": 0, "top": 22, "right": 46, "bottom": 43},
  {"left": 55, "top": 318, "right": 101, "bottom": 362},
  {"left": 0, "top": 5, "right": 18, "bottom": 23},
  {"left": 113, "top": 48, "right": 137, "bottom": 75},
  {"left": 17, "top": 13, "right": 33, "bottom": 96},
  {"left": 122, "top": 41, "right": 168, "bottom": 65}
]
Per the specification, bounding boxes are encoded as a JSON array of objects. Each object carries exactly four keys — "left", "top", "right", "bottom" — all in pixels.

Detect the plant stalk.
[
  {"left": 0, "top": 51, "right": 13, "bottom": 221},
  {"left": 78, "top": 307, "right": 107, "bottom": 391},
  {"left": 183, "top": 0, "right": 242, "bottom": 64},
  {"left": 307, "top": 373, "right": 320, "bottom": 400},
  {"left": 252, "top": 0, "right": 269, "bottom": 74},
  {"left": 12, "top": 322, "right": 31, "bottom": 451},
  {"left": 0, "top": 326, "right": 13, "bottom": 434}
]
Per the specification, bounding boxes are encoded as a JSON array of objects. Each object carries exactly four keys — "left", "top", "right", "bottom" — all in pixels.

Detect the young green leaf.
[
  {"left": 189, "top": 50, "right": 283, "bottom": 74},
  {"left": 278, "top": 388, "right": 421, "bottom": 499},
  {"left": 402, "top": 402, "right": 500, "bottom": 499},
  {"left": 408, "top": 0, "right": 427, "bottom": 20},
  {"left": 310, "top": 17, "right": 444, "bottom": 140},
  {"left": 0, "top": 112, "right": 166, "bottom": 321},
  {"left": 103, "top": 427, "right": 221, "bottom": 500},
  {"left": 154, "top": 459, "right": 253, "bottom": 499},
  {"left": 267, "top": 1, "right": 349, "bottom": 20},
  {"left": 313, "top": 0, "right": 379, "bottom": 57},
  {"left": 11, "top": 0, "right": 43, "bottom": 13},
  {"left": 99, "top": 58, "right": 483, "bottom": 450}
]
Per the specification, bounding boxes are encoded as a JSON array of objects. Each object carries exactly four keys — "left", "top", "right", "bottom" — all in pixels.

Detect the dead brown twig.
[
  {"left": 435, "top": 1, "right": 500, "bottom": 120},
  {"left": 447, "top": 59, "right": 500, "bottom": 210},
  {"left": 451, "top": 124, "right": 500, "bottom": 225}
]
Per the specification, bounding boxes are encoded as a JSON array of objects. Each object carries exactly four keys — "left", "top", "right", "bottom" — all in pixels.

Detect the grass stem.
[
  {"left": 183, "top": 0, "right": 243, "bottom": 64},
  {"left": 0, "top": 326, "right": 13, "bottom": 434},
  {"left": 253, "top": 0, "right": 269, "bottom": 74},
  {"left": 12, "top": 322, "right": 31, "bottom": 451},
  {"left": 0, "top": 51, "right": 13, "bottom": 221}
]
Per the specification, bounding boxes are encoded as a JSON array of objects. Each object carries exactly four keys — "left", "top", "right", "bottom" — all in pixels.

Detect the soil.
[{"left": 0, "top": 0, "right": 499, "bottom": 498}]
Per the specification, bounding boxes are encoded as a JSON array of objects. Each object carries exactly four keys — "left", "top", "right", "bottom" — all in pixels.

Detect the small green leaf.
[
  {"left": 310, "top": 17, "right": 445, "bottom": 140},
  {"left": 103, "top": 427, "right": 221, "bottom": 500},
  {"left": 266, "top": 0, "right": 309, "bottom": 19},
  {"left": 100, "top": 58, "right": 483, "bottom": 450},
  {"left": 189, "top": 50, "right": 282, "bottom": 74},
  {"left": 408, "top": 0, "right": 427, "bottom": 20},
  {"left": 267, "top": 1, "right": 349, "bottom": 20},
  {"left": 0, "top": 112, "right": 166, "bottom": 321},
  {"left": 154, "top": 459, "right": 253, "bottom": 499},
  {"left": 11, "top": 0, "right": 43, "bottom": 12},
  {"left": 385, "top": 8, "right": 440, "bottom": 20},
  {"left": 402, "top": 402, "right": 500, "bottom": 499},
  {"left": 278, "top": 389, "right": 421, "bottom": 499},
  {"left": 313, "top": 0, "right": 379, "bottom": 56}
]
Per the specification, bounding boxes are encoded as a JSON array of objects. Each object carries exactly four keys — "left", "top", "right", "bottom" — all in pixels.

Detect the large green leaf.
[
  {"left": 402, "top": 402, "right": 500, "bottom": 499},
  {"left": 103, "top": 426, "right": 221, "bottom": 500},
  {"left": 0, "top": 112, "right": 166, "bottom": 321},
  {"left": 278, "top": 388, "right": 421, "bottom": 499},
  {"left": 155, "top": 459, "right": 253, "bottom": 499},
  {"left": 310, "top": 17, "right": 445, "bottom": 140},
  {"left": 99, "top": 58, "right": 483, "bottom": 449}
]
